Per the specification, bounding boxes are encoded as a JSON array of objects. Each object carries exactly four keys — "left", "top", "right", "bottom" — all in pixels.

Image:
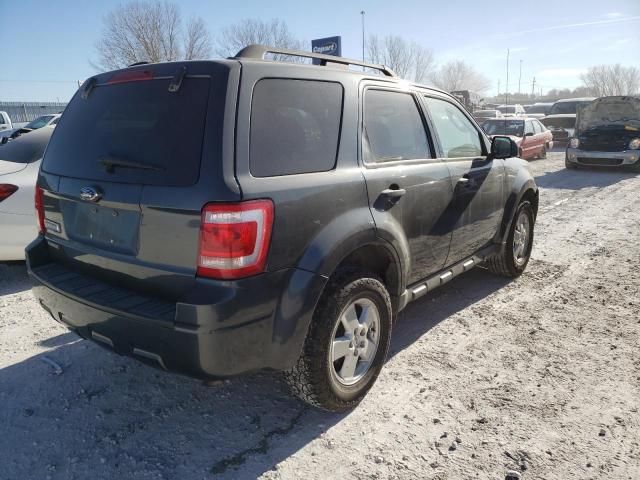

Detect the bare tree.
[
  {"left": 580, "top": 64, "right": 640, "bottom": 96},
  {"left": 367, "top": 35, "right": 434, "bottom": 81},
  {"left": 431, "top": 61, "right": 491, "bottom": 93},
  {"left": 94, "top": 1, "right": 212, "bottom": 71},
  {"left": 184, "top": 17, "right": 212, "bottom": 60},
  {"left": 215, "top": 18, "right": 303, "bottom": 61}
]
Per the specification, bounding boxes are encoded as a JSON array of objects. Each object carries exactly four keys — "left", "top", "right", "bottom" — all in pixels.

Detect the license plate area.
[{"left": 61, "top": 200, "right": 140, "bottom": 255}]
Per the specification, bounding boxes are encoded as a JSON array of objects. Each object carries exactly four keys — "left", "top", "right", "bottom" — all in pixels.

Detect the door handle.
[{"left": 380, "top": 188, "right": 406, "bottom": 198}]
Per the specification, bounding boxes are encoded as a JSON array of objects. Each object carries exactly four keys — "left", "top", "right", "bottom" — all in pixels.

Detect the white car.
[
  {"left": 496, "top": 104, "right": 526, "bottom": 117},
  {"left": 0, "top": 127, "right": 54, "bottom": 260},
  {"left": 4, "top": 113, "right": 61, "bottom": 142}
]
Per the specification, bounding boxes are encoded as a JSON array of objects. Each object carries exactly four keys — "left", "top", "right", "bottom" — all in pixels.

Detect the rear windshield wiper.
[{"left": 98, "top": 155, "right": 165, "bottom": 173}]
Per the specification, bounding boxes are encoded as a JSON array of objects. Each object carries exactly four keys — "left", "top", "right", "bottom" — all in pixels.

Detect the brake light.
[
  {"left": 35, "top": 186, "right": 45, "bottom": 233},
  {"left": 107, "top": 69, "right": 154, "bottom": 85},
  {"left": 197, "top": 200, "right": 274, "bottom": 280},
  {"left": 0, "top": 184, "right": 18, "bottom": 202}
]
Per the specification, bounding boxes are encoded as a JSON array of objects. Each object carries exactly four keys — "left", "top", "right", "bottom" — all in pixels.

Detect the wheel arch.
[{"left": 496, "top": 178, "right": 539, "bottom": 245}]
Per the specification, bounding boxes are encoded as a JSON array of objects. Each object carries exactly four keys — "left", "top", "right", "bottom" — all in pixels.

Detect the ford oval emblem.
[{"left": 80, "top": 186, "right": 102, "bottom": 202}]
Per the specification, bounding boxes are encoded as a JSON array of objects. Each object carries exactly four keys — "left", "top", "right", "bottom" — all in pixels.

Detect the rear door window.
[
  {"left": 250, "top": 79, "right": 343, "bottom": 177},
  {"left": 363, "top": 89, "right": 430, "bottom": 163},
  {"left": 533, "top": 121, "right": 542, "bottom": 134},
  {"left": 42, "top": 77, "right": 211, "bottom": 186}
]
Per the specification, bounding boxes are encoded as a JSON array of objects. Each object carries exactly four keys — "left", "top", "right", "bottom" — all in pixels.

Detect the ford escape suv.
[{"left": 27, "top": 44, "right": 538, "bottom": 412}]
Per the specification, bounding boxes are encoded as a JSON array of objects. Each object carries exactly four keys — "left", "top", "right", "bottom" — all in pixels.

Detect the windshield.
[
  {"left": 482, "top": 119, "right": 524, "bottom": 136},
  {"left": 0, "top": 127, "right": 53, "bottom": 163},
  {"left": 25, "top": 115, "right": 54, "bottom": 129},
  {"left": 541, "top": 117, "right": 575, "bottom": 129},
  {"left": 43, "top": 76, "right": 212, "bottom": 186}
]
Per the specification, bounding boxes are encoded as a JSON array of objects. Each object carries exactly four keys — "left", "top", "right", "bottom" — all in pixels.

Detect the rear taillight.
[
  {"left": 197, "top": 200, "right": 274, "bottom": 280},
  {"left": 35, "top": 186, "right": 45, "bottom": 233},
  {"left": 0, "top": 184, "right": 18, "bottom": 202}
]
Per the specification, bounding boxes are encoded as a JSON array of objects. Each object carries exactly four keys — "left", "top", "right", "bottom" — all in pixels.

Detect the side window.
[
  {"left": 250, "top": 79, "right": 343, "bottom": 177},
  {"left": 363, "top": 89, "right": 430, "bottom": 163},
  {"left": 532, "top": 121, "right": 541, "bottom": 134},
  {"left": 423, "top": 96, "right": 483, "bottom": 158},
  {"left": 0, "top": 116, "right": 5, "bottom": 125},
  {"left": 524, "top": 121, "right": 534, "bottom": 135},
  {"left": 536, "top": 120, "right": 546, "bottom": 132}
]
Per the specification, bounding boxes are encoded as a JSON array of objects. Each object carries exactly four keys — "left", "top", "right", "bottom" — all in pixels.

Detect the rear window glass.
[
  {"left": 250, "top": 79, "right": 343, "bottom": 177},
  {"left": 0, "top": 127, "right": 53, "bottom": 164},
  {"left": 42, "top": 77, "right": 211, "bottom": 186}
]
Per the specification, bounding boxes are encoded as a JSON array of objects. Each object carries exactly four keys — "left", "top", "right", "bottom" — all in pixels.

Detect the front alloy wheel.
[{"left": 512, "top": 210, "right": 531, "bottom": 267}]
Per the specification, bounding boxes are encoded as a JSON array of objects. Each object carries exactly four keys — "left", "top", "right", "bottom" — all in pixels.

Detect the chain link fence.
[{"left": 0, "top": 101, "right": 67, "bottom": 124}]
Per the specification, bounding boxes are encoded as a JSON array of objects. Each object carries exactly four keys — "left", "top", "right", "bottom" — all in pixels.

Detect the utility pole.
[
  {"left": 518, "top": 59, "right": 522, "bottom": 94},
  {"left": 360, "top": 11, "right": 365, "bottom": 65},
  {"left": 531, "top": 77, "right": 536, "bottom": 96},
  {"left": 505, "top": 48, "right": 510, "bottom": 106},
  {"left": 497, "top": 79, "right": 500, "bottom": 96}
]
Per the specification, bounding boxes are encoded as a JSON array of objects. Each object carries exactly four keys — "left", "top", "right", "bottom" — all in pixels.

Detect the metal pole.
[
  {"left": 497, "top": 79, "right": 500, "bottom": 95},
  {"left": 361, "top": 11, "right": 365, "bottom": 66},
  {"left": 531, "top": 77, "right": 536, "bottom": 96},
  {"left": 518, "top": 59, "right": 522, "bottom": 94},
  {"left": 505, "top": 49, "right": 510, "bottom": 107}
]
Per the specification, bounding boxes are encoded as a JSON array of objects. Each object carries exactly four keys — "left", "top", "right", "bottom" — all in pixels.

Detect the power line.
[{"left": 0, "top": 79, "right": 78, "bottom": 84}]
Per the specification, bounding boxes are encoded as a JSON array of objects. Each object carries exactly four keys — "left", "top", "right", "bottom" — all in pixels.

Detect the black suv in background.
[{"left": 27, "top": 45, "right": 538, "bottom": 412}]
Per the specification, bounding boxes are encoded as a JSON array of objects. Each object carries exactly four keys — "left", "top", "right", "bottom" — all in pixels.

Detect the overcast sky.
[{"left": 1, "top": 0, "right": 639, "bottom": 101}]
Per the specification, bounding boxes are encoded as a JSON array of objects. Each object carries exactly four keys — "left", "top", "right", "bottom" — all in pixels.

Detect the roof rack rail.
[{"left": 232, "top": 44, "right": 397, "bottom": 78}]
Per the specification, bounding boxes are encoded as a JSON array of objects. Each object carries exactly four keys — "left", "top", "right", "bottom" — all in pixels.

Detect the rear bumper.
[
  {"left": 566, "top": 148, "right": 640, "bottom": 167},
  {"left": 27, "top": 236, "right": 326, "bottom": 378}
]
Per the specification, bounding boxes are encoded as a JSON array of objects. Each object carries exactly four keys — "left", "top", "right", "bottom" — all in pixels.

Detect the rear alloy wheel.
[
  {"left": 487, "top": 200, "right": 534, "bottom": 277},
  {"left": 284, "top": 269, "right": 392, "bottom": 412}
]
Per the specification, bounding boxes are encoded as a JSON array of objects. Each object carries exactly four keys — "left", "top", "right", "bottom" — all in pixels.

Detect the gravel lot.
[{"left": 1, "top": 150, "right": 638, "bottom": 480}]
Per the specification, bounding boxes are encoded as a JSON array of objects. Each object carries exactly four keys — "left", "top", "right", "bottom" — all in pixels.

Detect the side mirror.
[{"left": 491, "top": 136, "right": 518, "bottom": 159}]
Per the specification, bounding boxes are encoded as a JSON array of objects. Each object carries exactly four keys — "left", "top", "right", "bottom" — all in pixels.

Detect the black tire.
[
  {"left": 487, "top": 201, "right": 534, "bottom": 277},
  {"left": 539, "top": 145, "right": 547, "bottom": 159},
  {"left": 565, "top": 158, "right": 578, "bottom": 169},
  {"left": 283, "top": 269, "right": 393, "bottom": 412}
]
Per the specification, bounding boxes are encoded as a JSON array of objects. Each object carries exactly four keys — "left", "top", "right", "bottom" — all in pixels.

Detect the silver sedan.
[{"left": 0, "top": 126, "right": 54, "bottom": 260}]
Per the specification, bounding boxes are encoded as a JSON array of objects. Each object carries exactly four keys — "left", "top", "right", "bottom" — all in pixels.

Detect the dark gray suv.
[{"left": 27, "top": 45, "right": 538, "bottom": 411}]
